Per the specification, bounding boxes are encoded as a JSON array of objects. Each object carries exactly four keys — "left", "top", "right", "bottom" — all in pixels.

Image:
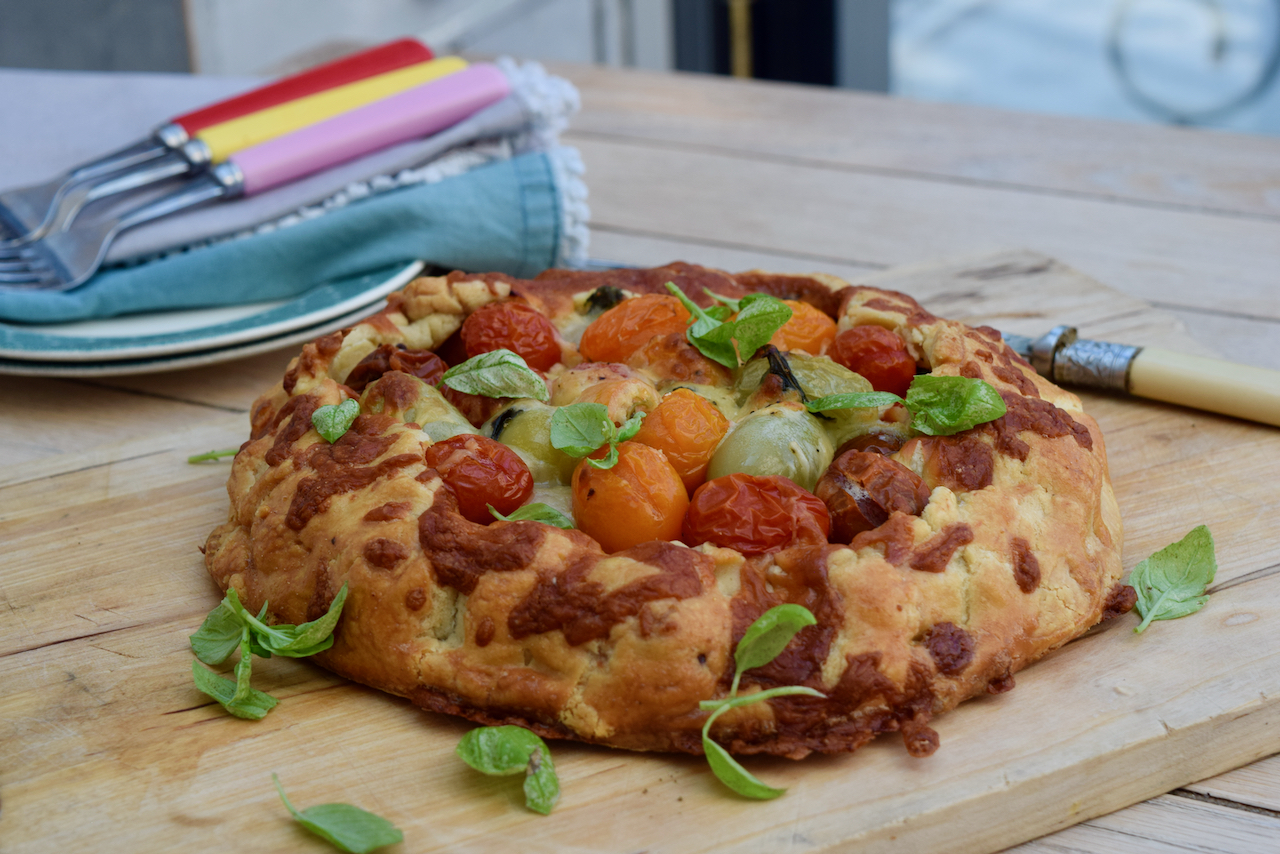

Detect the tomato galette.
[{"left": 203, "top": 262, "right": 1127, "bottom": 758}]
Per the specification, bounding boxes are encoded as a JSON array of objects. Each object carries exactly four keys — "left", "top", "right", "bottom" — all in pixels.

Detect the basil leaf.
[
  {"left": 457, "top": 726, "right": 561, "bottom": 815},
  {"left": 311, "top": 399, "right": 360, "bottom": 444},
  {"left": 1131, "top": 525, "right": 1216, "bottom": 633},
  {"left": 489, "top": 503, "right": 575, "bottom": 529},
  {"left": 441, "top": 349, "right": 549, "bottom": 402},
  {"left": 187, "top": 448, "right": 239, "bottom": 463},
  {"left": 229, "top": 585, "right": 349, "bottom": 658},
  {"left": 191, "top": 659, "right": 278, "bottom": 720},
  {"left": 583, "top": 444, "right": 621, "bottom": 470},
  {"left": 273, "top": 774, "right": 403, "bottom": 854},
  {"left": 698, "top": 684, "right": 826, "bottom": 713},
  {"left": 617, "top": 412, "right": 645, "bottom": 442},
  {"left": 706, "top": 305, "right": 734, "bottom": 321},
  {"left": 904, "top": 375, "right": 1007, "bottom": 436},
  {"left": 666, "top": 282, "right": 739, "bottom": 368},
  {"left": 190, "top": 599, "right": 246, "bottom": 665},
  {"left": 704, "top": 289, "right": 741, "bottom": 313},
  {"left": 703, "top": 728, "right": 786, "bottom": 800},
  {"left": 549, "top": 402, "right": 614, "bottom": 458},
  {"left": 731, "top": 604, "right": 817, "bottom": 694},
  {"left": 729, "top": 294, "right": 792, "bottom": 359},
  {"left": 805, "top": 392, "right": 904, "bottom": 413}
]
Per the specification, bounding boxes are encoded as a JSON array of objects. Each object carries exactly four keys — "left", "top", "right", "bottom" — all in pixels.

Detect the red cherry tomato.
[
  {"left": 424, "top": 434, "right": 534, "bottom": 524},
  {"left": 683, "top": 473, "right": 830, "bottom": 555},
  {"left": 460, "top": 300, "right": 563, "bottom": 372},
  {"left": 829, "top": 326, "right": 916, "bottom": 397}
]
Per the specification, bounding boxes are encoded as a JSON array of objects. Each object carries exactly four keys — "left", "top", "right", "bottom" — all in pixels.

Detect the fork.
[
  {"left": 0, "top": 37, "right": 434, "bottom": 247},
  {"left": 0, "top": 63, "right": 511, "bottom": 293}
]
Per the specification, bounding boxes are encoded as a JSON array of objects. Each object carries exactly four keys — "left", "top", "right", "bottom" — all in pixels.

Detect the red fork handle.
[{"left": 170, "top": 37, "right": 434, "bottom": 135}]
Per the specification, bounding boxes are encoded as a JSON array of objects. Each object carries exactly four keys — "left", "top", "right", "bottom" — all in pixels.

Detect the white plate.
[
  {"left": 0, "top": 261, "right": 423, "bottom": 365},
  {"left": 0, "top": 300, "right": 391, "bottom": 377}
]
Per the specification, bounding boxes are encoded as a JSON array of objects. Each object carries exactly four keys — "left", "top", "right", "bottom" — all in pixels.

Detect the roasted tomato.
[
  {"left": 579, "top": 294, "right": 692, "bottom": 363},
  {"left": 572, "top": 441, "right": 688, "bottom": 552},
  {"left": 631, "top": 388, "right": 731, "bottom": 492},
  {"left": 768, "top": 300, "right": 837, "bottom": 355},
  {"left": 683, "top": 473, "right": 830, "bottom": 555},
  {"left": 345, "top": 344, "right": 447, "bottom": 392},
  {"left": 460, "top": 299, "right": 562, "bottom": 371},
  {"left": 829, "top": 325, "right": 916, "bottom": 397},
  {"left": 814, "top": 450, "right": 930, "bottom": 543},
  {"left": 424, "top": 434, "right": 534, "bottom": 524}
]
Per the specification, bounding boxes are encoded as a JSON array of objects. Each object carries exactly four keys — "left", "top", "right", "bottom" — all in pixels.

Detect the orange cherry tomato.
[
  {"left": 578, "top": 294, "right": 692, "bottom": 363},
  {"left": 630, "top": 388, "right": 730, "bottom": 492},
  {"left": 572, "top": 441, "right": 689, "bottom": 553},
  {"left": 461, "top": 300, "right": 563, "bottom": 372},
  {"left": 829, "top": 325, "right": 917, "bottom": 397},
  {"left": 683, "top": 473, "right": 830, "bottom": 555},
  {"left": 768, "top": 300, "right": 837, "bottom": 355},
  {"left": 424, "top": 434, "right": 534, "bottom": 524}
]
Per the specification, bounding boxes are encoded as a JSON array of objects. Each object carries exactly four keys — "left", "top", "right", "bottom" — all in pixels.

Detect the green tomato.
[
  {"left": 735, "top": 353, "right": 886, "bottom": 449},
  {"left": 707, "top": 402, "right": 834, "bottom": 492},
  {"left": 484, "top": 401, "right": 578, "bottom": 484}
]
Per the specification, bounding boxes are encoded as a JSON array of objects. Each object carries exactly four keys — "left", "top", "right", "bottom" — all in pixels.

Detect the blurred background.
[{"left": 1, "top": 0, "right": 1277, "bottom": 135}]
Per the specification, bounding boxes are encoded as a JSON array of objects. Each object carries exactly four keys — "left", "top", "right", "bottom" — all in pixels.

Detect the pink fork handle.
[{"left": 231, "top": 63, "right": 510, "bottom": 197}]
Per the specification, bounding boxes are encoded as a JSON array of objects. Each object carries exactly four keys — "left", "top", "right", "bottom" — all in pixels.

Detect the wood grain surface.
[{"left": 4, "top": 252, "right": 1278, "bottom": 853}]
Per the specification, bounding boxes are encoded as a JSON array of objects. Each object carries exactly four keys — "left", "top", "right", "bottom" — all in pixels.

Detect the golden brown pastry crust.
[{"left": 203, "top": 263, "right": 1124, "bottom": 758}]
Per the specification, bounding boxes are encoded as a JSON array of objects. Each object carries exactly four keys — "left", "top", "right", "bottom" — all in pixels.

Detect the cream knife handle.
[{"left": 1128, "top": 347, "right": 1280, "bottom": 427}]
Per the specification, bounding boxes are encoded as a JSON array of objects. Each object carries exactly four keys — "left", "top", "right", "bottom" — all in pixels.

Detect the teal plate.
[{"left": 0, "top": 261, "right": 422, "bottom": 365}]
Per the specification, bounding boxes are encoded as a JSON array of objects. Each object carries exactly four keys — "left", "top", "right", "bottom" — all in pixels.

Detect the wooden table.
[{"left": 3, "top": 64, "right": 1280, "bottom": 852}]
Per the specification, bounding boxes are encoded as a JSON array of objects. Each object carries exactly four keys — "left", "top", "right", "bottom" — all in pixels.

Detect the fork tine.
[
  {"left": 0, "top": 259, "right": 51, "bottom": 272},
  {"left": 0, "top": 268, "right": 55, "bottom": 284}
]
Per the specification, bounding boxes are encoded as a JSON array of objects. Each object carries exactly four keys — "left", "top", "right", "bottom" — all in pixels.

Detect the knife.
[
  {"left": 1004, "top": 325, "right": 1280, "bottom": 427},
  {"left": 0, "top": 37, "right": 436, "bottom": 246}
]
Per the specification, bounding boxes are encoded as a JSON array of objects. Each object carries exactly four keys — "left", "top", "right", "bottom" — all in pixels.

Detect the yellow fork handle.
[{"left": 195, "top": 56, "right": 469, "bottom": 162}]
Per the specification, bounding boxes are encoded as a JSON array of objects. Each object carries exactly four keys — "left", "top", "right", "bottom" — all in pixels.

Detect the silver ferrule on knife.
[{"left": 1005, "top": 325, "right": 1280, "bottom": 428}]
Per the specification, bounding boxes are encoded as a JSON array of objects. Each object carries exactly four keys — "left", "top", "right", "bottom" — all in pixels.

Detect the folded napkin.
[{"left": 0, "top": 59, "right": 589, "bottom": 324}]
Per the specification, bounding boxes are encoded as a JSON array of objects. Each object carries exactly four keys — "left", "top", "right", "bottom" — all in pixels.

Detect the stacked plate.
[{"left": 0, "top": 261, "right": 421, "bottom": 377}]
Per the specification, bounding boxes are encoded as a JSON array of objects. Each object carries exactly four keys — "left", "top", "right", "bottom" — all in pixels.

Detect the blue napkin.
[{"left": 0, "top": 150, "right": 567, "bottom": 325}]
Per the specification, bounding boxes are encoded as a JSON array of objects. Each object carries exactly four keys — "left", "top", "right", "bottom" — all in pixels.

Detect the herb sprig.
[
  {"left": 549, "top": 402, "right": 643, "bottom": 470},
  {"left": 801, "top": 375, "right": 1006, "bottom": 436},
  {"left": 1131, "top": 525, "right": 1216, "bottom": 633},
  {"left": 189, "top": 585, "right": 348, "bottom": 719},
  {"left": 313, "top": 399, "right": 361, "bottom": 443},
  {"left": 488, "top": 502, "right": 576, "bottom": 529},
  {"left": 273, "top": 774, "right": 403, "bottom": 853},
  {"left": 665, "top": 282, "right": 793, "bottom": 368},
  {"left": 440, "top": 349, "right": 549, "bottom": 402},
  {"left": 456, "top": 725, "right": 561, "bottom": 814},
  {"left": 699, "top": 604, "right": 825, "bottom": 799}
]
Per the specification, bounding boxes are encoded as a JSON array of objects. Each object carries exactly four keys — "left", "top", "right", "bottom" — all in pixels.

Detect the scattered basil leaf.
[
  {"left": 273, "top": 774, "right": 403, "bottom": 854},
  {"left": 667, "top": 282, "right": 792, "bottom": 368},
  {"left": 457, "top": 726, "right": 561, "bottom": 815},
  {"left": 440, "top": 349, "right": 549, "bottom": 402},
  {"left": 904, "top": 375, "right": 1007, "bottom": 436},
  {"left": 805, "top": 391, "right": 904, "bottom": 413},
  {"left": 488, "top": 503, "right": 575, "bottom": 529},
  {"left": 702, "top": 712, "right": 785, "bottom": 800},
  {"left": 617, "top": 412, "right": 644, "bottom": 442},
  {"left": 187, "top": 448, "right": 239, "bottom": 463},
  {"left": 584, "top": 444, "right": 621, "bottom": 470},
  {"left": 549, "top": 402, "right": 614, "bottom": 457},
  {"left": 549, "top": 402, "right": 642, "bottom": 471},
  {"left": 730, "top": 294, "right": 794, "bottom": 358},
  {"left": 704, "top": 289, "right": 741, "bottom": 313},
  {"left": 1131, "top": 525, "right": 1216, "bottom": 633},
  {"left": 190, "top": 599, "right": 248, "bottom": 665},
  {"left": 699, "top": 605, "right": 824, "bottom": 799},
  {"left": 227, "top": 584, "right": 349, "bottom": 658},
  {"left": 312, "top": 399, "right": 361, "bottom": 444},
  {"left": 191, "top": 659, "right": 278, "bottom": 720},
  {"left": 706, "top": 304, "right": 734, "bottom": 321}
]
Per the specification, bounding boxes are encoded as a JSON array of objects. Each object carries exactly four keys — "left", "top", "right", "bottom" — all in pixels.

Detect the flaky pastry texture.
[{"left": 203, "top": 263, "right": 1125, "bottom": 758}]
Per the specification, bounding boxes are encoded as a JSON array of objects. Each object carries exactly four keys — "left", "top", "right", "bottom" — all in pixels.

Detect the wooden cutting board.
[{"left": 3, "top": 251, "right": 1279, "bottom": 854}]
